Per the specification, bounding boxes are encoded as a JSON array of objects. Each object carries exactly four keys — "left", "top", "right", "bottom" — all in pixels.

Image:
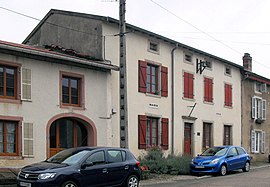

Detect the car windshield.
[
  {"left": 47, "top": 149, "right": 91, "bottom": 165},
  {"left": 201, "top": 147, "right": 228, "bottom": 156}
]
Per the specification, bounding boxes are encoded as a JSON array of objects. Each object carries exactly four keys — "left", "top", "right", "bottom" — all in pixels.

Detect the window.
[
  {"left": 183, "top": 72, "right": 194, "bottom": 99},
  {"left": 204, "top": 77, "right": 213, "bottom": 103},
  {"left": 184, "top": 53, "right": 193, "bottom": 63},
  {"left": 21, "top": 68, "right": 32, "bottom": 100},
  {"left": 148, "top": 41, "right": 159, "bottom": 54},
  {"left": 225, "top": 66, "right": 231, "bottom": 76},
  {"left": 224, "top": 83, "right": 232, "bottom": 107},
  {"left": 0, "top": 65, "right": 17, "bottom": 99},
  {"left": 107, "top": 150, "right": 123, "bottom": 163},
  {"left": 0, "top": 120, "right": 18, "bottom": 156},
  {"left": 255, "top": 82, "right": 267, "bottom": 93},
  {"left": 251, "top": 130, "right": 265, "bottom": 153},
  {"left": 60, "top": 72, "right": 84, "bottom": 108},
  {"left": 223, "top": 125, "right": 232, "bottom": 145},
  {"left": 86, "top": 151, "right": 105, "bottom": 165},
  {"left": 138, "top": 115, "right": 168, "bottom": 150},
  {"left": 138, "top": 60, "right": 168, "bottom": 97},
  {"left": 252, "top": 97, "right": 266, "bottom": 120},
  {"left": 203, "top": 123, "right": 212, "bottom": 149}
]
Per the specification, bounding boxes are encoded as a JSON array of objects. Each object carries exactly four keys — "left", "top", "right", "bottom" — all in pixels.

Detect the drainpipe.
[{"left": 171, "top": 43, "right": 179, "bottom": 155}]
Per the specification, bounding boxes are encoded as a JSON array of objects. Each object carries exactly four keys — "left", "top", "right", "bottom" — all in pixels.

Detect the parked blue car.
[{"left": 190, "top": 146, "right": 251, "bottom": 176}]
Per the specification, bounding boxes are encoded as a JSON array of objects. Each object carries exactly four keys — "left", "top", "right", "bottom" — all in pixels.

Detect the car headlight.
[
  {"left": 210, "top": 158, "right": 219, "bottom": 165},
  {"left": 38, "top": 173, "right": 56, "bottom": 180}
]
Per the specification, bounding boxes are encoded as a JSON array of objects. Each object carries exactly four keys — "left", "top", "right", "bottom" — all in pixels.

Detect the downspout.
[{"left": 171, "top": 43, "right": 179, "bottom": 155}]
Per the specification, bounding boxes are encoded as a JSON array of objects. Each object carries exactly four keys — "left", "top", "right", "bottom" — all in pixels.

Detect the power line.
[{"left": 149, "top": 0, "right": 270, "bottom": 70}]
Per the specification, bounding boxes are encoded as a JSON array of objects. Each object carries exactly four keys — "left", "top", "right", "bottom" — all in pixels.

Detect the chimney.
[{"left": 243, "top": 53, "right": 252, "bottom": 72}]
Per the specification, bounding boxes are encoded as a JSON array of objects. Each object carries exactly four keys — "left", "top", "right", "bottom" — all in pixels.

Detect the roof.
[
  {"left": 0, "top": 40, "right": 119, "bottom": 71},
  {"left": 244, "top": 70, "right": 270, "bottom": 85},
  {"left": 23, "top": 9, "right": 243, "bottom": 70}
]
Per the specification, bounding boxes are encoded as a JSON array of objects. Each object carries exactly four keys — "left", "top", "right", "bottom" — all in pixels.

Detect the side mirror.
[{"left": 81, "top": 162, "right": 93, "bottom": 169}]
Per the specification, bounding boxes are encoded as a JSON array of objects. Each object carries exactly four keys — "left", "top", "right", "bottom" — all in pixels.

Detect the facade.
[
  {"left": 0, "top": 9, "right": 245, "bottom": 167},
  {"left": 0, "top": 40, "right": 118, "bottom": 167},
  {"left": 241, "top": 53, "right": 270, "bottom": 161}
]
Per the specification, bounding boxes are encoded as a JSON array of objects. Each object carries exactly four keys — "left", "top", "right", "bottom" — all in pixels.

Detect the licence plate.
[
  {"left": 20, "top": 182, "right": 31, "bottom": 187},
  {"left": 195, "top": 166, "right": 204, "bottom": 168}
]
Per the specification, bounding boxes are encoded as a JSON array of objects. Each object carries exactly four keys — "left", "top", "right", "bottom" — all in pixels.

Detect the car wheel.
[
  {"left": 242, "top": 162, "right": 250, "bottom": 172},
  {"left": 61, "top": 180, "right": 78, "bottom": 187},
  {"left": 125, "top": 175, "right": 139, "bottom": 187},
  {"left": 219, "top": 164, "right": 227, "bottom": 176}
]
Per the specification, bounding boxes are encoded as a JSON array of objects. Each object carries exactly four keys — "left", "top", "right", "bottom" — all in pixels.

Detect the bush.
[{"left": 139, "top": 147, "right": 192, "bottom": 176}]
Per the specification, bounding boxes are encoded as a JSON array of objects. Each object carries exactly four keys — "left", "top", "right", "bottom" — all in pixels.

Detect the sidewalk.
[{"left": 1, "top": 162, "right": 269, "bottom": 186}]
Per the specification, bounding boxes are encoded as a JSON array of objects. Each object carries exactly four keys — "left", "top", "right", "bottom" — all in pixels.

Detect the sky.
[{"left": 1, "top": 0, "right": 270, "bottom": 78}]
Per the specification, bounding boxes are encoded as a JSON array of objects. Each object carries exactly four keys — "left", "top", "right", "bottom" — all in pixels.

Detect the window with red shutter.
[
  {"left": 138, "top": 115, "right": 147, "bottom": 149},
  {"left": 183, "top": 72, "right": 194, "bottom": 99},
  {"left": 204, "top": 77, "right": 213, "bottom": 102},
  {"left": 224, "top": 83, "right": 232, "bottom": 107},
  {"left": 161, "top": 118, "right": 169, "bottom": 150},
  {"left": 161, "top": 66, "right": 168, "bottom": 97}
]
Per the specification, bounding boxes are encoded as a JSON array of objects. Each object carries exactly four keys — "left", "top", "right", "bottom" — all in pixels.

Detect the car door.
[
  {"left": 80, "top": 150, "right": 108, "bottom": 187},
  {"left": 226, "top": 147, "right": 239, "bottom": 170},
  {"left": 105, "top": 150, "right": 128, "bottom": 186},
  {"left": 236, "top": 147, "right": 248, "bottom": 169}
]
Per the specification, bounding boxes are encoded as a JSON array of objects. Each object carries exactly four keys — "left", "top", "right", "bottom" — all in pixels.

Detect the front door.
[
  {"left": 49, "top": 118, "right": 87, "bottom": 157},
  {"left": 184, "top": 123, "right": 192, "bottom": 155}
]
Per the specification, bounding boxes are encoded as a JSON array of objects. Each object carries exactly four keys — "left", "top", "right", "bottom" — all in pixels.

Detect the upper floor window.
[
  {"left": 255, "top": 81, "right": 267, "bottom": 93},
  {"left": 204, "top": 77, "right": 213, "bottom": 103},
  {"left": 138, "top": 60, "right": 168, "bottom": 97},
  {"left": 0, "top": 65, "right": 16, "bottom": 99},
  {"left": 148, "top": 41, "right": 160, "bottom": 54},
  {"left": 184, "top": 53, "right": 193, "bottom": 64},
  {"left": 225, "top": 66, "right": 231, "bottom": 76},
  {"left": 183, "top": 72, "right": 194, "bottom": 99},
  {"left": 60, "top": 71, "right": 84, "bottom": 108},
  {"left": 138, "top": 115, "right": 168, "bottom": 150},
  {"left": 224, "top": 83, "right": 232, "bottom": 107},
  {"left": 0, "top": 120, "right": 18, "bottom": 156},
  {"left": 252, "top": 97, "right": 266, "bottom": 120}
]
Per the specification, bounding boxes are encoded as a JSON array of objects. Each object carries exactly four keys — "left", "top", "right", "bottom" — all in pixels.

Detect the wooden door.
[{"left": 184, "top": 123, "right": 192, "bottom": 155}]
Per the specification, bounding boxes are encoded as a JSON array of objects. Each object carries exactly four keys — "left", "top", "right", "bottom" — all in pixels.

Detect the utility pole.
[{"left": 119, "top": 0, "right": 128, "bottom": 148}]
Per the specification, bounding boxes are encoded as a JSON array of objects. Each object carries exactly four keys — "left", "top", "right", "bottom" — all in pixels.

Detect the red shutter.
[
  {"left": 161, "top": 66, "right": 168, "bottom": 97},
  {"left": 225, "top": 84, "right": 232, "bottom": 107},
  {"left": 189, "top": 74, "right": 194, "bottom": 99},
  {"left": 138, "top": 60, "right": 147, "bottom": 93},
  {"left": 204, "top": 78, "right": 209, "bottom": 102},
  {"left": 161, "top": 118, "right": 169, "bottom": 150},
  {"left": 209, "top": 79, "right": 213, "bottom": 102},
  {"left": 183, "top": 72, "right": 188, "bottom": 98},
  {"left": 138, "top": 115, "right": 147, "bottom": 149}
]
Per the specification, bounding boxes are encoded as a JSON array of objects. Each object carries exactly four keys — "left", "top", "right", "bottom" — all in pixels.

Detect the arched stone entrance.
[{"left": 46, "top": 113, "right": 97, "bottom": 158}]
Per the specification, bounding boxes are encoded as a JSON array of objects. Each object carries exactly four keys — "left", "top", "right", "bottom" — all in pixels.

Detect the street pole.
[{"left": 119, "top": 0, "right": 128, "bottom": 148}]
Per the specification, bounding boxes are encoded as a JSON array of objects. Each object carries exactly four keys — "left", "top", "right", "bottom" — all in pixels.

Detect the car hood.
[
  {"left": 22, "top": 161, "right": 70, "bottom": 172},
  {"left": 193, "top": 156, "right": 222, "bottom": 163}
]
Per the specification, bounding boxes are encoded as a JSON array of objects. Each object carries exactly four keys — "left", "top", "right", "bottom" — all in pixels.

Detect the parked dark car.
[
  {"left": 17, "top": 147, "right": 141, "bottom": 187},
  {"left": 190, "top": 146, "right": 250, "bottom": 176}
]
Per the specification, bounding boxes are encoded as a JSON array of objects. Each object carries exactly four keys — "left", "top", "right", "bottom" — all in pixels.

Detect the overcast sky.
[{"left": 1, "top": 0, "right": 270, "bottom": 78}]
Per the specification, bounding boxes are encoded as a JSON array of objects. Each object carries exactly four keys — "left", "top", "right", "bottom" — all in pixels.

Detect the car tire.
[
  {"left": 219, "top": 164, "right": 227, "bottom": 176},
  {"left": 242, "top": 161, "right": 250, "bottom": 172},
  {"left": 125, "top": 175, "right": 139, "bottom": 187},
  {"left": 61, "top": 180, "right": 78, "bottom": 187}
]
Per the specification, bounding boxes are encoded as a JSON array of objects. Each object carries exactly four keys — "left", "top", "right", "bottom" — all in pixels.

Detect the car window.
[
  {"left": 228, "top": 147, "right": 238, "bottom": 156},
  {"left": 201, "top": 147, "right": 228, "bottom": 156},
  {"left": 236, "top": 147, "right": 246, "bottom": 155},
  {"left": 86, "top": 151, "right": 105, "bottom": 165},
  {"left": 108, "top": 150, "right": 123, "bottom": 163},
  {"left": 121, "top": 151, "right": 126, "bottom": 161}
]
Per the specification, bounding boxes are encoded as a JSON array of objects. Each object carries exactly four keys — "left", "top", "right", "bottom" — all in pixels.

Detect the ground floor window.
[
  {"left": 138, "top": 115, "right": 168, "bottom": 150},
  {"left": 223, "top": 125, "right": 232, "bottom": 145},
  {"left": 251, "top": 130, "right": 265, "bottom": 153},
  {"left": 0, "top": 120, "right": 18, "bottom": 156},
  {"left": 203, "top": 123, "right": 212, "bottom": 149}
]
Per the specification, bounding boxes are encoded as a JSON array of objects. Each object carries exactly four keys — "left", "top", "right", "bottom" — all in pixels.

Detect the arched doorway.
[{"left": 47, "top": 113, "right": 97, "bottom": 158}]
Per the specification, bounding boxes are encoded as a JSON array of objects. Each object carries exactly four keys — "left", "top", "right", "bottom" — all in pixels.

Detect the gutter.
[{"left": 171, "top": 43, "right": 179, "bottom": 155}]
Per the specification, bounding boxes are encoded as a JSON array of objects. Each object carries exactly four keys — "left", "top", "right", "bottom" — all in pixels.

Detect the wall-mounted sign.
[{"left": 149, "top": 103, "right": 159, "bottom": 109}]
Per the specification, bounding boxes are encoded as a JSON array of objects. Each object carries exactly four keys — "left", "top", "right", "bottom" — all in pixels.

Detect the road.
[{"left": 142, "top": 167, "right": 270, "bottom": 187}]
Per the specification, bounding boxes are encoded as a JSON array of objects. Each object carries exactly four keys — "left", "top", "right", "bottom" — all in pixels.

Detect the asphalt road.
[{"left": 142, "top": 167, "right": 270, "bottom": 187}]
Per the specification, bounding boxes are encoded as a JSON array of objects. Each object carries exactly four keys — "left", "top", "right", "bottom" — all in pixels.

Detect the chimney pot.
[{"left": 243, "top": 53, "right": 252, "bottom": 72}]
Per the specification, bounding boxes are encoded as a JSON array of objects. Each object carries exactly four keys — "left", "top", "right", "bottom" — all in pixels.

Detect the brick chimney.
[{"left": 243, "top": 53, "right": 252, "bottom": 71}]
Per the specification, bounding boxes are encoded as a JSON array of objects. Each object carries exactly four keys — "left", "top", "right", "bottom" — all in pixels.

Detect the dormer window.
[{"left": 255, "top": 82, "right": 267, "bottom": 93}]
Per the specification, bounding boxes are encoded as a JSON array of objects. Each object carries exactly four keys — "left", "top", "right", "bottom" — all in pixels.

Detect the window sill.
[
  {"left": 60, "top": 104, "right": 85, "bottom": 110},
  {"left": 145, "top": 93, "right": 162, "bottom": 98},
  {"left": 182, "top": 97, "right": 195, "bottom": 102},
  {"left": 203, "top": 101, "right": 214, "bottom": 105},
  {"left": 224, "top": 105, "right": 233, "bottom": 109},
  {"left": 0, "top": 155, "right": 23, "bottom": 160},
  {"left": 0, "top": 98, "right": 21, "bottom": 104}
]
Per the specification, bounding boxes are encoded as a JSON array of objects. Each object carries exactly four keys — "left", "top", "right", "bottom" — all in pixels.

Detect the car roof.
[{"left": 68, "top": 146, "right": 129, "bottom": 152}]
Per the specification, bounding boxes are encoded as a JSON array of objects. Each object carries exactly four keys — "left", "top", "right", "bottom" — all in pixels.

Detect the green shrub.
[{"left": 139, "top": 147, "right": 192, "bottom": 175}]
